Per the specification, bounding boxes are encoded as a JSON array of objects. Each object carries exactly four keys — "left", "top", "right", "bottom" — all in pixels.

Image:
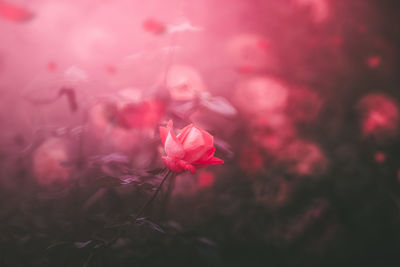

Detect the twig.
[{"left": 134, "top": 170, "right": 172, "bottom": 220}]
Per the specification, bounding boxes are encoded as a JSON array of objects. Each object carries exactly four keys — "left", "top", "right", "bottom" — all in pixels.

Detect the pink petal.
[
  {"left": 180, "top": 160, "right": 196, "bottom": 174},
  {"left": 162, "top": 157, "right": 195, "bottom": 174},
  {"left": 190, "top": 147, "right": 215, "bottom": 164},
  {"left": 206, "top": 157, "right": 224, "bottom": 165},
  {"left": 165, "top": 125, "right": 185, "bottom": 159},
  {"left": 200, "top": 128, "right": 214, "bottom": 147},
  {"left": 159, "top": 120, "right": 174, "bottom": 147},
  {"left": 181, "top": 127, "right": 205, "bottom": 150},
  {"left": 200, "top": 147, "right": 216, "bottom": 161},
  {"left": 177, "top": 124, "right": 194, "bottom": 143},
  {"left": 167, "top": 120, "right": 173, "bottom": 129},
  {"left": 196, "top": 156, "right": 224, "bottom": 166},
  {"left": 162, "top": 157, "right": 184, "bottom": 173}
]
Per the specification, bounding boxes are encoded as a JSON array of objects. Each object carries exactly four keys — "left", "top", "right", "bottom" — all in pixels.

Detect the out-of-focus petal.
[{"left": 0, "top": 2, "right": 34, "bottom": 23}]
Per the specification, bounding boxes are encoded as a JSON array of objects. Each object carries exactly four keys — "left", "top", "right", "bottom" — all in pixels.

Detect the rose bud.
[{"left": 159, "top": 120, "right": 224, "bottom": 174}]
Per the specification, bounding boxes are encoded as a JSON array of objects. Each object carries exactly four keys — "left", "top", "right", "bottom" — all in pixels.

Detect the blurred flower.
[
  {"left": 117, "top": 100, "right": 165, "bottom": 130},
  {"left": 143, "top": 18, "right": 166, "bottom": 35},
  {"left": 197, "top": 170, "right": 215, "bottom": 188},
  {"left": 159, "top": 120, "right": 223, "bottom": 174},
  {"left": 253, "top": 177, "right": 291, "bottom": 208},
  {"left": 105, "top": 64, "right": 117, "bottom": 74},
  {"left": 251, "top": 114, "right": 296, "bottom": 153},
  {"left": 90, "top": 99, "right": 164, "bottom": 131},
  {"left": 279, "top": 140, "right": 328, "bottom": 176},
  {"left": 0, "top": 2, "right": 34, "bottom": 23},
  {"left": 239, "top": 146, "right": 264, "bottom": 173},
  {"left": 165, "top": 65, "right": 207, "bottom": 101},
  {"left": 227, "top": 34, "right": 277, "bottom": 72},
  {"left": 33, "top": 138, "right": 70, "bottom": 186},
  {"left": 366, "top": 56, "right": 381, "bottom": 68},
  {"left": 89, "top": 101, "right": 118, "bottom": 129},
  {"left": 374, "top": 151, "right": 386, "bottom": 164},
  {"left": 46, "top": 61, "right": 57, "bottom": 72},
  {"left": 286, "top": 88, "right": 323, "bottom": 123},
  {"left": 358, "top": 93, "right": 399, "bottom": 140},
  {"left": 88, "top": 102, "right": 139, "bottom": 152},
  {"left": 234, "top": 76, "right": 289, "bottom": 115},
  {"left": 294, "top": 0, "right": 330, "bottom": 23}
]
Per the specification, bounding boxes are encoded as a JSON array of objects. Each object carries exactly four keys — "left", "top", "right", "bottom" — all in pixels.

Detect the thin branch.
[{"left": 134, "top": 170, "right": 172, "bottom": 220}]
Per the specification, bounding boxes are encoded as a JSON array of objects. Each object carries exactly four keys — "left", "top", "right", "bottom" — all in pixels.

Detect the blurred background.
[{"left": 1, "top": 0, "right": 400, "bottom": 266}]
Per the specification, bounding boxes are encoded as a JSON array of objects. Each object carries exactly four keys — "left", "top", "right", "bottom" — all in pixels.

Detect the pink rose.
[{"left": 159, "top": 120, "right": 224, "bottom": 174}]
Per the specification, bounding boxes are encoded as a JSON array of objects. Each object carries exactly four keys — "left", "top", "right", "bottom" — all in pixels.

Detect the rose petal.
[
  {"left": 181, "top": 127, "right": 205, "bottom": 150},
  {"left": 191, "top": 147, "right": 215, "bottom": 164},
  {"left": 162, "top": 157, "right": 184, "bottom": 173},
  {"left": 160, "top": 120, "right": 174, "bottom": 146},
  {"left": 197, "top": 156, "right": 224, "bottom": 166},
  {"left": 180, "top": 160, "right": 196, "bottom": 174},
  {"left": 183, "top": 145, "right": 211, "bottom": 163},
  {"left": 177, "top": 124, "right": 194, "bottom": 143},
  {"left": 201, "top": 129, "right": 214, "bottom": 147},
  {"left": 207, "top": 157, "right": 224, "bottom": 164},
  {"left": 162, "top": 157, "right": 196, "bottom": 173},
  {"left": 165, "top": 125, "right": 185, "bottom": 159}
]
